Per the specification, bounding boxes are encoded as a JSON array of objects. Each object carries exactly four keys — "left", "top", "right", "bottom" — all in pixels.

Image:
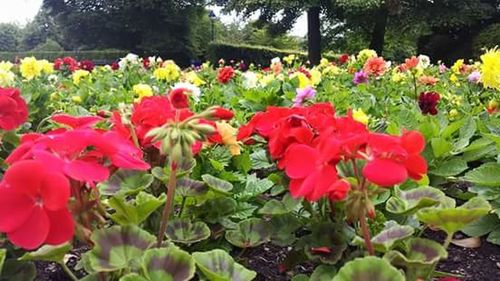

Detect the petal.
[
  {"left": 306, "top": 165, "right": 338, "bottom": 201},
  {"left": 41, "top": 173, "right": 70, "bottom": 211},
  {"left": 363, "top": 158, "right": 408, "bottom": 186},
  {"left": 328, "top": 180, "right": 351, "bottom": 201},
  {"left": 288, "top": 179, "right": 304, "bottom": 199},
  {"left": 32, "top": 150, "right": 65, "bottom": 174},
  {"left": 3, "top": 160, "right": 45, "bottom": 196},
  {"left": 284, "top": 144, "right": 318, "bottom": 179},
  {"left": 404, "top": 154, "right": 428, "bottom": 180},
  {"left": 401, "top": 131, "right": 425, "bottom": 154},
  {"left": 44, "top": 209, "right": 75, "bottom": 245},
  {"left": 64, "top": 160, "right": 110, "bottom": 182},
  {"left": 0, "top": 189, "right": 35, "bottom": 232},
  {"left": 7, "top": 207, "right": 49, "bottom": 250}
]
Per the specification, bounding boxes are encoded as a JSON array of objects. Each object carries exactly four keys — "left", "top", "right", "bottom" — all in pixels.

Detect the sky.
[{"left": 0, "top": 0, "right": 308, "bottom": 36}]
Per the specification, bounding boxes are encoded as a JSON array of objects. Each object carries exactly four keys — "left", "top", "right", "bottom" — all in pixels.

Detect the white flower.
[
  {"left": 0, "top": 69, "right": 15, "bottom": 87},
  {"left": 118, "top": 53, "right": 140, "bottom": 69},
  {"left": 47, "top": 74, "right": 58, "bottom": 84},
  {"left": 418, "top": 55, "right": 431, "bottom": 69},
  {"left": 271, "top": 57, "right": 281, "bottom": 65},
  {"left": 242, "top": 71, "right": 258, "bottom": 89},
  {"left": 172, "top": 82, "right": 201, "bottom": 102}
]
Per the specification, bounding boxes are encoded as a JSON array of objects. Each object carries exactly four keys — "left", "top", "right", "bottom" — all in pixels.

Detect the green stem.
[
  {"left": 59, "top": 262, "right": 78, "bottom": 281},
  {"left": 413, "top": 73, "right": 418, "bottom": 102},
  {"left": 178, "top": 196, "right": 187, "bottom": 217},
  {"left": 156, "top": 164, "right": 178, "bottom": 247},
  {"left": 425, "top": 233, "right": 454, "bottom": 281}
]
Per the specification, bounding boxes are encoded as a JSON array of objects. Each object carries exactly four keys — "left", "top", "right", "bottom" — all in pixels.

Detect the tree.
[
  {"left": 20, "top": 7, "right": 62, "bottom": 51},
  {"left": 0, "top": 23, "right": 21, "bottom": 51}
]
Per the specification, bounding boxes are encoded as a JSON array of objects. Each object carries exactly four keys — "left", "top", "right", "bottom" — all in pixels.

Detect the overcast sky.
[{"left": 0, "top": 0, "right": 307, "bottom": 36}]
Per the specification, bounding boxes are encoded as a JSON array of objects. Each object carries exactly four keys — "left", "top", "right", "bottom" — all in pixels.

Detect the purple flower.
[
  {"left": 353, "top": 71, "right": 369, "bottom": 85},
  {"left": 439, "top": 63, "right": 447, "bottom": 74},
  {"left": 293, "top": 86, "right": 316, "bottom": 107},
  {"left": 468, "top": 71, "right": 481, "bottom": 84}
]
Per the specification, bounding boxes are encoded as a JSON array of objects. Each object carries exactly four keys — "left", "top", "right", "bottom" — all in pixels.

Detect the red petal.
[
  {"left": 4, "top": 160, "right": 45, "bottom": 196},
  {"left": 288, "top": 179, "right": 304, "bottom": 198},
  {"left": 305, "top": 165, "right": 338, "bottom": 201},
  {"left": 363, "top": 159, "right": 408, "bottom": 186},
  {"left": 401, "top": 131, "right": 425, "bottom": 154},
  {"left": 44, "top": 209, "right": 74, "bottom": 245},
  {"left": 404, "top": 154, "right": 428, "bottom": 180},
  {"left": 7, "top": 207, "right": 49, "bottom": 250},
  {"left": 328, "top": 180, "right": 351, "bottom": 201},
  {"left": 41, "top": 173, "right": 70, "bottom": 211},
  {"left": 0, "top": 189, "right": 35, "bottom": 232},
  {"left": 284, "top": 144, "right": 318, "bottom": 179},
  {"left": 64, "top": 160, "right": 109, "bottom": 182}
]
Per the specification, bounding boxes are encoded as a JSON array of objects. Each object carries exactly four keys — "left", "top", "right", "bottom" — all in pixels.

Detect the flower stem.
[
  {"left": 413, "top": 73, "right": 418, "bottom": 102},
  {"left": 59, "top": 262, "right": 78, "bottom": 281},
  {"left": 156, "top": 164, "right": 178, "bottom": 247},
  {"left": 360, "top": 212, "right": 375, "bottom": 256}
]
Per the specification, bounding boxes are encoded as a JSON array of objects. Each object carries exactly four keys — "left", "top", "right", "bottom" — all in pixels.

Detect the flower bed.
[{"left": 0, "top": 49, "right": 499, "bottom": 281}]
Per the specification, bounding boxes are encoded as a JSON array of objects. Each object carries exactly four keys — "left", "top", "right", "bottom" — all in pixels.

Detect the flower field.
[{"left": 0, "top": 49, "right": 499, "bottom": 281}]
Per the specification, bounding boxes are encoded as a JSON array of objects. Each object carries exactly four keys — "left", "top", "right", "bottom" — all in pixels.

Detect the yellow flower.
[
  {"left": 391, "top": 71, "right": 406, "bottom": 83},
  {"left": 451, "top": 59, "right": 464, "bottom": 74},
  {"left": 133, "top": 83, "right": 153, "bottom": 101},
  {"left": 0, "top": 69, "right": 15, "bottom": 87},
  {"left": 50, "top": 92, "right": 59, "bottom": 100},
  {"left": 72, "top": 70, "right": 90, "bottom": 85},
  {"left": 293, "top": 72, "right": 312, "bottom": 89},
  {"left": 352, "top": 109, "right": 369, "bottom": 125},
  {"left": 319, "top": 58, "right": 329, "bottom": 68},
  {"left": 0, "top": 61, "right": 13, "bottom": 71},
  {"left": 480, "top": 48, "right": 500, "bottom": 90},
  {"left": 310, "top": 69, "right": 322, "bottom": 85},
  {"left": 20, "top": 57, "right": 43, "bottom": 80},
  {"left": 357, "top": 49, "right": 377, "bottom": 62},
  {"left": 283, "top": 54, "right": 296, "bottom": 65},
  {"left": 72, "top": 96, "right": 82, "bottom": 103},
  {"left": 260, "top": 74, "right": 275, "bottom": 87},
  {"left": 154, "top": 60, "right": 180, "bottom": 82},
  {"left": 186, "top": 71, "right": 205, "bottom": 86},
  {"left": 322, "top": 65, "right": 340, "bottom": 76},
  {"left": 449, "top": 109, "right": 459, "bottom": 119},
  {"left": 450, "top": 74, "right": 458, "bottom": 83},
  {"left": 38, "top": 59, "right": 54, "bottom": 74},
  {"left": 216, "top": 121, "right": 241, "bottom": 156}
]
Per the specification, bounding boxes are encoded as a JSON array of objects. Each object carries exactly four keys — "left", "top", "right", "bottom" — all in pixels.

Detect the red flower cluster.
[
  {"left": 0, "top": 160, "right": 74, "bottom": 250},
  {"left": 169, "top": 88, "right": 189, "bottom": 109},
  {"left": 79, "top": 60, "right": 95, "bottom": 72},
  {"left": 338, "top": 54, "right": 350, "bottom": 65},
  {"left": 54, "top": 57, "right": 79, "bottom": 72},
  {"left": 418, "top": 91, "right": 441, "bottom": 115},
  {"left": 240, "top": 104, "right": 428, "bottom": 201},
  {"left": 0, "top": 87, "right": 28, "bottom": 131},
  {"left": 217, "top": 66, "right": 235, "bottom": 84}
]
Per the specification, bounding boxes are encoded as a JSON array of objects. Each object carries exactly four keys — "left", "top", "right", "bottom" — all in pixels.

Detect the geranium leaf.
[
  {"left": 332, "top": 256, "right": 405, "bottom": 281},
  {"left": 464, "top": 163, "right": 500, "bottom": 187},
  {"left": 0, "top": 260, "right": 36, "bottom": 281},
  {"left": 99, "top": 170, "right": 154, "bottom": 195},
  {"left": 0, "top": 249, "right": 5, "bottom": 276},
  {"left": 196, "top": 197, "right": 237, "bottom": 224},
  {"left": 356, "top": 222, "right": 415, "bottom": 252},
  {"left": 141, "top": 246, "right": 195, "bottom": 281},
  {"left": 430, "top": 158, "right": 468, "bottom": 177},
  {"left": 417, "top": 197, "right": 491, "bottom": 235},
  {"left": 235, "top": 174, "right": 274, "bottom": 200},
  {"left": 109, "top": 192, "right": 165, "bottom": 225},
  {"left": 310, "top": 265, "right": 337, "bottom": 281},
  {"left": 296, "top": 222, "right": 347, "bottom": 265},
  {"left": 176, "top": 178, "right": 208, "bottom": 197},
  {"left": 166, "top": 219, "right": 211, "bottom": 245},
  {"left": 269, "top": 214, "right": 301, "bottom": 246},
  {"left": 202, "top": 174, "right": 233, "bottom": 195},
  {"left": 19, "top": 243, "right": 72, "bottom": 263},
  {"left": 82, "top": 225, "right": 155, "bottom": 272},
  {"left": 225, "top": 218, "right": 271, "bottom": 248},
  {"left": 119, "top": 273, "right": 148, "bottom": 281},
  {"left": 193, "top": 249, "right": 257, "bottom": 281},
  {"left": 259, "top": 194, "right": 300, "bottom": 215},
  {"left": 386, "top": 186, "right": 444, "bottom": 215}
]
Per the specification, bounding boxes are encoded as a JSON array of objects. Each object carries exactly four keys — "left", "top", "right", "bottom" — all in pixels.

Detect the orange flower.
[
  {"left": 418, "top": 75, "right": 439, "bottom": 86},
  {"left": 400, "top": 56, "right": 419, "bottom": 72},
  {"left": 363, "top": 57, "right": 387, "bottom": 76}
]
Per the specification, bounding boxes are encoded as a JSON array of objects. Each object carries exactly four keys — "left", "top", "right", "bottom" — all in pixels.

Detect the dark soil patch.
[
  {"left": 425, "top": 229, "right": 500, "bottom": 281},
  {"left": 35, "top": 245, "right": 88, "bottom": 281}
]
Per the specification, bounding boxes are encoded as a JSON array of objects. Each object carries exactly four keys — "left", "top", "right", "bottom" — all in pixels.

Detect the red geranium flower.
[
  {"left": 418, "top": 91, "right": 441, "bottom": 115},
  {"left": 0, "top": 87, "right": 28, "bottom": 131},
  {"left": 0, "top": 160, "right": 74, "bottom": 250},
  {"left": 217, "top": 66, "right": 235, "bottom": 84},
  {"left": 211, "top": 107, "right": 234, "bottom": 120},
  {"left": 169, "top": 88, "right": 190, "bottom": 109},
  {"left": 52, "top": 114, "right": 103, "bottom": 129},
  {"left": 362, "top": 131, "right": 427, "bottom": 186}
]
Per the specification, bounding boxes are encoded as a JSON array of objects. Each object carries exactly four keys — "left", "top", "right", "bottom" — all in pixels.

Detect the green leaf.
[
  {"left": 109, "top": 192, "right": 166, "bottom": 225},
  {"left": 369, "top": 222, "right": 414, "bottom": 252},
  {"left": 461, "top": 214, "right": 500, "bottom": 237},
  {"left": 332, "top": 256, "right": 405, "bottom": 281},
  {"left": 19, "top": 243, "right": 72, "bottom": 263},
  {"left": 142, "top": 246, "right": 195, "bottom": 281},
  {"left": 233, "top": 152, "right": 252, "bottom": 174},
  {"left": 176, "top": 178, "right": 208, "bottom": 197},
  {"left": 417, "top": 197, "right": 492, "bottom": 235},
  {"left": 231, "top": 202, "right": 259, "bottom": 220},
  {"left": 82, "top": 225, "right": 156, "bottom": 272},
  {"left": 464, "top": 163, "right": 500, "bottom": 187},
  {"left": 99, "top": 170, "right": 154, "bottom": 195},
  {"left": 431, "top": 138, "right": 452, "bottom": 158},
  {"left": 196, "top": 197, "right": 237, "bottom": 224},
  {"left": 0, "top": 249, "right": 5, "bottom": 276},
  {"left": 453, "top": 117, "right": 476, "bottom": 153},
  {"left": 430, "top": 158, "right": 468, "bottom": 177},
  {"left": 235, "top": 174, "right": 274, "bottom": 200},
  {"left": 166, "top": 219, "right": 211, "bottom": 244},
  {"left": 487, "top": 229, "right": 500, "bottom": 245},
  {"left": 259, "top": 194, "right": 300, "bottom": 215},
  {"left": 296, "top": 223, "right": 347, "bottom": 265},
  {"left": 193, "top": 250, "right": 257, "bottom": 281},
  {"left": 202, "top": 174, "right": 233, "bottom": 195},
  {"left": 310, "top": 265, "right": 336, "bottom": 281},
  {"left": 386, "top": 186, "right": 445, "bottom": 215},
  {"left": 119, "top": 273, "right": 148, "bottom": 281},
  {"left": 269, "top": 214, "right": 301, "bottom": 246},
  {"left": 225, "top": 218, "right": 271, "bottom": 248},
  {"left": 0, "top": 260, "right": 36, "bottom": 281},
  {"left": 250, "top": 149, "right": 273, "bottom": 169}
]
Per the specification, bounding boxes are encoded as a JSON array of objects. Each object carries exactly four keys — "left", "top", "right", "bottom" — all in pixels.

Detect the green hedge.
[
  {"left": 0, "top": 50, "right": 128, "bottom": 63},
  {"left": 472, "top": 23, "right": 500, "bottom": 58},
  {"left": 207, "top": 42, "right": 337, "bottom": 66}
]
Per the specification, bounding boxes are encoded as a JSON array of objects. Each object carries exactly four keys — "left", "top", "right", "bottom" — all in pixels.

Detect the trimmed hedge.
[
  {"left": 0, "top": 50, "right": 128, "bottom": 63},
  {"left": 207, "top": 42, "right": 337, "bottom": 66}
]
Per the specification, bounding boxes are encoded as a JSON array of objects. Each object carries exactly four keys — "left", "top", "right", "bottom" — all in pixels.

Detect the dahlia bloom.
[
  {"left": 20, "top": 57, "right": 43, "bottom": 80},
  {"left": 468, "top": 71, "right": 481, "bottom": 84},
  {"left": 293, "top": 86, "right": 316, "bottom": 107},
  {"left": 418, "top": 91, "right": 441, "bottom": 115},
  {"left": 480, "top": 48, "right": 500, "bottom": 90},
  {"left": 217, "top": 66, "right": 235, "bottom": 84},
  {"left": 353, "top": 71, "right": 369, "bottom": 85},
  {"left": 363, "top": 57, "right": 388, "bottom": 76}
]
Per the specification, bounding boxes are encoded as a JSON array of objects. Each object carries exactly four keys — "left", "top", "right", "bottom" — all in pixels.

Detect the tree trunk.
[
  {"left": 369, "top": 7, "right": 388, "bottom": 55},
  {"left": 307, "top": 6, "right": 321, "bottom": 65}
]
